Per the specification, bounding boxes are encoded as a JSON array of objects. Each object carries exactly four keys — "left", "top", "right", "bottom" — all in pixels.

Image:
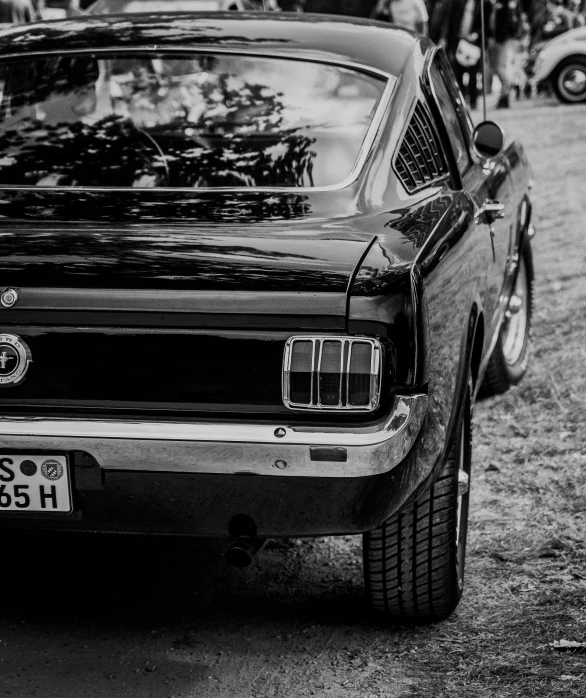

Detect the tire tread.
[{"left": 363, "top": 389, "right": 472, "bottom": 624}]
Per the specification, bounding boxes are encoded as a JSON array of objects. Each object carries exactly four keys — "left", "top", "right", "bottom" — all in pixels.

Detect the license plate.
[{"left": 0, "top": 455, "right": 72, "bottom": 513}]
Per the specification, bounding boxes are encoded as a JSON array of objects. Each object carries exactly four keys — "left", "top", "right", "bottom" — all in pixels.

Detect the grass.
[{"left": 401, "top": 99, "right": 586, "bottom": 697}]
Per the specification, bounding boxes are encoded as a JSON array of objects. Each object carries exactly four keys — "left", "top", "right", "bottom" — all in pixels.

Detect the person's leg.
[
  {"left": 469, "top": 66, "right": 479, "bottom": 110},
  {"left": 494, "top": 39, "right": 513, "bottom": 107},
  {"left": 486, "top": 38, "right": 497, "bottom": 94}
]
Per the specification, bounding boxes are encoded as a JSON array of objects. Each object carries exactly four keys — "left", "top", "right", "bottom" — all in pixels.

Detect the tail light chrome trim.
[{"left": 282, "top": 336, "right": 383, "bottom": 412}]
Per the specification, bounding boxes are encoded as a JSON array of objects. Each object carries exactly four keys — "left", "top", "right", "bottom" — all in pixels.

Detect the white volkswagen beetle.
[{"left": 533, "top": 26, "right": 586, "bottom": 103}]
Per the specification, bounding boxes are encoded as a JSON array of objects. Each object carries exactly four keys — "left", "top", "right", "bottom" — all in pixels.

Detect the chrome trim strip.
[
  {"left": 0, "top": 46, "right": 395, "bottom": 80},
  {"left": 310, "top": 337, "right": 316, "bottom": 405},
  {"left": 0, "top": 287, "right": 348, "bottom": 316},
  {"left": 0, "top": 49, "right": 396, "bottom": 195},
  {"left": 338, "top": 339, "right": 344, "bottom": 406},
  {"left": 0, "top": 394, "right": 428, "bottom": 478},
  {"left": 345, "top": 338, "right": 352, "bottom": 405},
  {"left": 316, "top": 338, "right": 324, "bottom": 405}
]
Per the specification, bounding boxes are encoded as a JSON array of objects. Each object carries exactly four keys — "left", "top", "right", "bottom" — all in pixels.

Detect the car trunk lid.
[
  {"left": 0, "top": 222, "right": 373, "bottom": 328},
  {"left": 0, "top": 206, "right": 374, "bottom": 417}
]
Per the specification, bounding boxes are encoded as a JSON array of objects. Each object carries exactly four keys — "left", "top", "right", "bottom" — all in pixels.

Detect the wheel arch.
[
  {"left": 452, "top": 303, "right": 482, "bottom": 418},
  {"left": 519, "top": 192, "right": 535, "bottom": 248},
  {"left": 384, "top": 304, "right": 481, "bottom": 518},
  {"left": 470, "top": 308, "right": 485, "bottom": 393},
  {"left": 542, "top": 50, "right": 586, "bottom": 82},
  {"left": 555, "top": 52, "right": 586, "bottom": 69}
]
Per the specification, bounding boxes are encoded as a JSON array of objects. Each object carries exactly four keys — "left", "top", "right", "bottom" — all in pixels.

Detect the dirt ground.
[{"left": 1, "top": 99, "right": 585, "bottom": 698}]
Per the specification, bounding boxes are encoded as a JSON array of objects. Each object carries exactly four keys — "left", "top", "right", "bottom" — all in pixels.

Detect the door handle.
[{"left": 482, "top": 199, "right": 505, "bottom": 221}]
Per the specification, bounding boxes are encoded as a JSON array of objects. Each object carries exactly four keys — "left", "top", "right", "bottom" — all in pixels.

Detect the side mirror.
[{"left": 472, "top": 121, "right": 505, "bottom": 159}]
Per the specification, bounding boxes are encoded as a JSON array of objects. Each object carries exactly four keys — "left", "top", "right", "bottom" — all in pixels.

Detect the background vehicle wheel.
[
  {"left": 552, "top": 57, "right": 586, "bottom": 104},
  {"left": 480, "top": 240, "right": 534, "bottom": 398},
  {"left": 363, "top": 388, "right": 472, "bottom": 624}
]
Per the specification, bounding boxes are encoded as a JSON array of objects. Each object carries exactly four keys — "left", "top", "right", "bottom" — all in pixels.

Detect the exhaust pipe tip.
[
  {"left": 224, "top": 542, "right": 254, "bottom": 568},
  {"left": 223, "top": 539, "right": 266, "bottom": 568}
]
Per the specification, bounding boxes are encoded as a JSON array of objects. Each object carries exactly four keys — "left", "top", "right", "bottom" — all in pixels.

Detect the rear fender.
[
  {"left": 377, "top": 193, "right": 487, "bottom": 522},
  {"left": 381, "top": 304, "right": 479, "bottom": 520}
]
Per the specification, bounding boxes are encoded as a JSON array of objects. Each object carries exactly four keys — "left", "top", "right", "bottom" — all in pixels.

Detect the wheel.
[
  {"left": 480, "top": 240, "right": 533, "bottom": 398},
  {"left": 363, "top": 388, "right": 472, "bottom": 624},
  {"left": 552, "top": 57, "right": 586, "bottom": 104}
]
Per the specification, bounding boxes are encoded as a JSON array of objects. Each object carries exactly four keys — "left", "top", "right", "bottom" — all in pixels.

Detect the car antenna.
[{"left": 480, "top": 0, "right": 488, "bottom": 121}]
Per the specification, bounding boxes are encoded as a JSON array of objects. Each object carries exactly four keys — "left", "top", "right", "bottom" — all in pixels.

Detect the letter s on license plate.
[{"left": 0, "top": 455, "right": 72, "bottom": 513}]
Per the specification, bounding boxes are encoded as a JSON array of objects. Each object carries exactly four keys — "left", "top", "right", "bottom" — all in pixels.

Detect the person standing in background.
[
  {"left": 568, "top": 0, "right": 586, "bottom": 26},
  {"left": 275, "top": 0, "right": 304, "bottom": 10},
  {"left": 371, "top": 0, "right": 429, "bottom": 33},
  {"left": 428, "top": 0, "right": 485, "bottom": 101},
  {"left": 428, "top": 0, "right": 452, "bottom": 48},
  {"left": 303, "top": 0, "right": 379, "bottom": 16},
  {"left": 453, "top": 0, "right": 483, "bottom": 109},
  {"left": 0, "top": 0, "right": 36, "bottom": 23},
  {"left": 429, "top": 0, "right": 467, "bottom": 57},
  {"left": 488, "top": 0, "right": 522, "bottom": 108},
  {"left": 338, "top": 0, "right": 378, "bottom": 16}
]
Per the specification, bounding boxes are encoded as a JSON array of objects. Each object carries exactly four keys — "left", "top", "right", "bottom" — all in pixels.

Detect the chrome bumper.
[{"left": 0, "top": 394, "right": 427, "bottom": 478}]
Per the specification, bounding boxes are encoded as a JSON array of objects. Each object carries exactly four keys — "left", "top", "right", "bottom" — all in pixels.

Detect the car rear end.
[
  {"left": 0, "top": 193, "right": 428, "bottom": 537},
  {"left": 0, "top": 32, "right": 427, "bottom": 539}
]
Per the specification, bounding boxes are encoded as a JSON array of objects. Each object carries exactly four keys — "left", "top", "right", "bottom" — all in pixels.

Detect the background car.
[
  {"left": 533, "top": 25, "right": 586, "bottom": 103},
  {"left": 0, "top": 13, "right": 533, "bottom": 625}
]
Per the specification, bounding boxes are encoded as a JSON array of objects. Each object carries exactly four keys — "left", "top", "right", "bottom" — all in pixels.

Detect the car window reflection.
[{"left": 0, "top": 53, "right": 386, "bottom": 189}]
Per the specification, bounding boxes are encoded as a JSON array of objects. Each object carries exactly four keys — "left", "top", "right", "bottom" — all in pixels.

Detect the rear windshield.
[{"left": 0, "top": 53, "right": 386, "bottom": 189}]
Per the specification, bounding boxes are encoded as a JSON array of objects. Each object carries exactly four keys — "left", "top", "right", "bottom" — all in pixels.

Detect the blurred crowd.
[
  {"left": 307, "top": 0, "right": 586, "bottom": 109},
  {"left": 1, "top": 0, "right": 584, "bottom": 108}
]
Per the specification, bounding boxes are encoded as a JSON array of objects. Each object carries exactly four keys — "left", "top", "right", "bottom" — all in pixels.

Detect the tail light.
[{"left": 282, "top": 336, "right": 382, "bottom": 412}]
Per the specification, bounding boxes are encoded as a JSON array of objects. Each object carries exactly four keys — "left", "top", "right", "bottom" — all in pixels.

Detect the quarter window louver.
[
  {"left": 283, "top": 336, "right": 383, "bottom": 412},
  {"left": 395, "top": 102, "right": 447, "bottom": 193}
]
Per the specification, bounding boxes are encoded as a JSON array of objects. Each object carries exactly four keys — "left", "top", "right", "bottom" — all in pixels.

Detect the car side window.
[{"left": 428, "top": 60, "right": 472, "bottom": 178}]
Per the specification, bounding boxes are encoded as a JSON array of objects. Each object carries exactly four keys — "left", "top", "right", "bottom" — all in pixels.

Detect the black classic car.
[{"left": 0, "top": 13, "right": 533, "bottom": 623}]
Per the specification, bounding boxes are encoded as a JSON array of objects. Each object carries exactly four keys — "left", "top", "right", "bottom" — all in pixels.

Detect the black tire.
[
  {"left": 363, "top": 388, "right": 472, "bottom": 624},
  {"left": 552, "top": 56, "right": 586, "bottom": 104},
  {"left": 479, "top": 240, "right": 534, "bottom": 398}
]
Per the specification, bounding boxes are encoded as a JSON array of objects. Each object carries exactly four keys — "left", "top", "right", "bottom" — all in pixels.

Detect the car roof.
[{"left": 0, "top": 13, "right": 423, "bottom": 78}]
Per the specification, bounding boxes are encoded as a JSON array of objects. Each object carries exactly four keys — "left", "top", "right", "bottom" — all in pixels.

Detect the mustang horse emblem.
[
  {"left": 0, "top": 335, "right": 31, "bottom": 386},
  {"left": 0, "top": 351, "right": 14, "bottom": 370}
]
